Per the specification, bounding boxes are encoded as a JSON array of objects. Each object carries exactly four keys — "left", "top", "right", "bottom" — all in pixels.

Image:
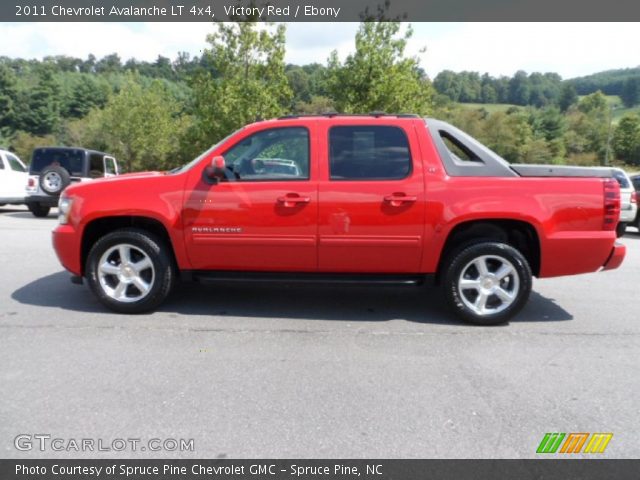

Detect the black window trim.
[
  {"left": 328, "top": 124, "right": 414, "bottom": 182},
  {"left": 219, "top": 126, "right": 311, "bottom": 183}
]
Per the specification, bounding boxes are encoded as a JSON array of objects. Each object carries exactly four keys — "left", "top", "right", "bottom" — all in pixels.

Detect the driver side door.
[{"left": 182, "top": 125, "right": 318, "bottom": 272}]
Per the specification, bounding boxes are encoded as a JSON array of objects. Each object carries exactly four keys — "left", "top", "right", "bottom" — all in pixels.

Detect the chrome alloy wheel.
[
  {"left": 97, "top": 244, "right": 155, "bottom": 303},
  {"left": 43, "top": 171, "right": 62, "bottom": 192},
  {"left": 457, "top": 255, "right": 520, "bottom": 316}
]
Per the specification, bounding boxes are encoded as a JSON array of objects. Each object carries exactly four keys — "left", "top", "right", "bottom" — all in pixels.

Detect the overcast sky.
[{"left": 0, "top": 22, "right": 638, "bottom": 79}]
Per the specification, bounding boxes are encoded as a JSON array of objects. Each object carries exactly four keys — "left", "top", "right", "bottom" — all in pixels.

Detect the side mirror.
[{"left": 204, "top": 156, "right": 226, "bottom": 183}]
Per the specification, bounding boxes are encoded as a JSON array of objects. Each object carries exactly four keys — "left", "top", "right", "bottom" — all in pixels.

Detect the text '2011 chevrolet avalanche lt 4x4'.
[{"left": 52, "top": 114, "right": 625, "bottom": 325}]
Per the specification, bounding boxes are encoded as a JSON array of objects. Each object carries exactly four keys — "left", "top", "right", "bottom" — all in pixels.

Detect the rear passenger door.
[{"left": 318, "top": 121, "right": 425, "bottom": 273}]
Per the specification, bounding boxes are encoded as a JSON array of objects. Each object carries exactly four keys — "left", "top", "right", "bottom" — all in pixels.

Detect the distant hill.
[{"left": 568, "top": 67, "right": 640, "bottom": 96}]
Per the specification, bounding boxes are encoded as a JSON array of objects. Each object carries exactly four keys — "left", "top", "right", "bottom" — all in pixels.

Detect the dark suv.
[{"left": 25, "top": 147, "right": 118, "bottom": 217}]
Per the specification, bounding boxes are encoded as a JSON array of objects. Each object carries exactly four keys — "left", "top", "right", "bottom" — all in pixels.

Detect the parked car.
[
  {"left": 51, "top": 114, "right": 625, "bottom": 325},
  {"left": 0, "top": 149, "right": 28, "bottom": 206},
  {"left": 25, "top": 147, "right": 118, "bottom": 217},
  {"left": 630, "top": 174, "right": 640, "bottom": 231},
  {"left": 611, "top": 168, "right": 637, "bottom": 236}
]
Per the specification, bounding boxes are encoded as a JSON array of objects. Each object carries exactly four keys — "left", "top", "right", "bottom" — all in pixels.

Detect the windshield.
[
  {"left": 30, "top": 149, "right": 86, "bottom": 176},
  {"left": 168, "top": 128, "right": 245, "bottom": 175}
]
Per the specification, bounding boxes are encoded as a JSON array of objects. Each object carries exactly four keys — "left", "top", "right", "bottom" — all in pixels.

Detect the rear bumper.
[
  {"left": 602, "top": 242, "right": 626, "bottom": 271},
  {"left": 619, "top": 207, "right": 637, "bottom": 223},
  {"left": 26, "top": 195, "right": 59, "bottom": 207},
  {"left": 539, "top": 231, "right": 624, "bottom": 277},
  {"left": 0, "top": 196, "right": 26, "bottom": 205}
]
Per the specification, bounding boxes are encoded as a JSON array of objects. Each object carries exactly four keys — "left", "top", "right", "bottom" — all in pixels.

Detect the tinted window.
[
  {"left": 329, "top": 126, "right": 411, "bottom": 180},
  {"left": 223, "top": 127, "right": 309, "bottom": 181},
  {"left": 440, "top": 131, "right": 482, "bottom": 163},
  {"left": 89, "top": 153, "right": 104, "bottom": 178},
  {"left": 632, "top": 176, "right": 640, "bottom": 191},
  {"left": 7, "top": 154, "right": 26, "bottom": 172},
  {"left": 30, "top": 149, "right": 85, "bottom": 176},
  {"left": 0, "top": 157, "right": 4, "bottom": 169}
]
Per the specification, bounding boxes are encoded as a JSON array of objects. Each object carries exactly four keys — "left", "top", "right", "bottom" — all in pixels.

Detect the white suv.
[
  {"left": 0, "top": 149, "right": 28, "bottom": 206},
  {"left": 612, "top": 168, "right": 638, "bottom": 236}
]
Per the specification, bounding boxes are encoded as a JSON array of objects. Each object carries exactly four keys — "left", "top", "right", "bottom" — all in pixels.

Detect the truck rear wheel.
[
  {"left": 86, "top": 228, "right": 175, "bottom": 313},
  {"left": 443, "top": 242, "right": 532, "bottom": 325}
]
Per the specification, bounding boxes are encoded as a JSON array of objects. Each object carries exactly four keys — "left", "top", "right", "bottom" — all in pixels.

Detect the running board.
[{"left": 186, "top": 271, "right": 430, "bottom": 286}]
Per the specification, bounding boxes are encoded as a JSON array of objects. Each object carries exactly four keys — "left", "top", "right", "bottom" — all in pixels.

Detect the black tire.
[
  {"left": 443, "top": 242, "right": 532, "bottom": 326},
  {"left": 39, "top": 165, "right": 71, "bottom": 195},
  {"left": 616, "top": 222, "right": 627, "bottom": 238},
  {"left": 85, "top": 228, "right": 175, "bottom": 313},
  {"left": 27, "top": 203, "right": 51, "bottom": 218}
]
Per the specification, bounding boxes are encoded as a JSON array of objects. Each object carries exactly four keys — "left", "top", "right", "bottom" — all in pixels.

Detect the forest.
[{"left": 1, "top": 21, "right": 640, "bottom": 173}]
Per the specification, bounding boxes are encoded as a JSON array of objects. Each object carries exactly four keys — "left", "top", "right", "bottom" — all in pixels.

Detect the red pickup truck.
[{"left": 52, "top": 114, "right": 625, "bottom": 325}]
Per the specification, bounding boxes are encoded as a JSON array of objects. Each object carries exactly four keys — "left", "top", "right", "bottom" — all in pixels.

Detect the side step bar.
[{"left": 185, "top": 271, "right": 431, "bottom": 286}]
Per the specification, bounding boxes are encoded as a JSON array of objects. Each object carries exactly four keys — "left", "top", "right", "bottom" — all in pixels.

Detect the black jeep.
[{"left": 25, "top": 147, "right": 119, "bottom": 217}]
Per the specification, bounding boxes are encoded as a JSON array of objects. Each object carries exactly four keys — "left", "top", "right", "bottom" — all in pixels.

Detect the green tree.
[
  {"left": 508, "top": 70, "right": 530, "bottom": 105},
  {"left": 558, "top": 83, "right": 578, "bottom": 112},
  {"left": 612, "top": 114, "right": 640, "bottom": 164},
  {"left": 0, "top": 64, "right": 18, "bottom": 136},
  {"left": 60, "top": 73, "right": 110, "bottom": 118},
  {"left": 82, "top": 76, "right": 189, "bottom": 172},
  {"left": 186, "top": 22, "right": 291, "bottom": 156},
  {"left": 578, "top": 90, "right": 608, "bottom": 114},
  {"left": 294, "top": 95, "right": 335, "bottom": 114},
  {"left": 326, "top": 22, "right": 432, "bottom": 114},
  {"left": 620, "top": 78, "right": 640, "bottom": 108},
  {"left": 14, "top": 67, "right": 61, "bottom": 135}
]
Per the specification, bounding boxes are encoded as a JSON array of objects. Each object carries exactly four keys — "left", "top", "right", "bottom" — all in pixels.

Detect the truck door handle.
[
  {"left": 384, "top": 194, "right": 417, "bottom": 206},
  {"left": 277, "top": 194, "right": 311, "bottom": 207}
]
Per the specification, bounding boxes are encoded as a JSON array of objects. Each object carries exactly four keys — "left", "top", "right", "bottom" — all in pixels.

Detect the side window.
[
  {"left": 0, "top": 157, "right": 4, "bottom": 169},
  {"left": 7, "top": 154, "right": 26, "bottom": 172},
  {"left": 89, "top": 153, "right": 105, "bottom": 178},
  {"left": 223, "top": 127, "right": 309, "bottom": 181},
  {"left": 329, "top": 126, "right": 411, "bottom": 180},
  {"left": 104, "top": 157, "right": 117, "bottom": 175},
  {"left": 439, "top": 131, "right": 481, "bottom": 163}
]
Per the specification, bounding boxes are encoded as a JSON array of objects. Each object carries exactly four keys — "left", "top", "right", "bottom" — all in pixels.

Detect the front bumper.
[
  {"left": 52, "top": 224, "right": 82, "bottom": 276},
  {"left": 601, "top": 242, "right": 626, "bottom": 271}
]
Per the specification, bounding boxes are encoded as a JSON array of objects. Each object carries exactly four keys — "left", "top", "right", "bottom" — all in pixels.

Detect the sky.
[{"left": 0, "top": 22, "right": 638, "bottom": 79}]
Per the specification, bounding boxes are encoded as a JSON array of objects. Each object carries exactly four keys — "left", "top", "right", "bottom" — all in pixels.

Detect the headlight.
[{"left": 58, "top": 196, "right": 73, "bottom": 225}]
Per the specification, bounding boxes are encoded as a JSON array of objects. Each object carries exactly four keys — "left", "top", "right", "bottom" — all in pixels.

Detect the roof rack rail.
[{"left": 277, "top": 112, "right": 420, "bottom": 120}]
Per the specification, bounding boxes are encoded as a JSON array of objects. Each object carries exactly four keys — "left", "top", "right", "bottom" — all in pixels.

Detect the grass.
[
  {"left": 459, "top": 96, "right": 640, "bottom": 124},
  {"left": 458, "top": 103, "right": 518, "bottom": 113}
]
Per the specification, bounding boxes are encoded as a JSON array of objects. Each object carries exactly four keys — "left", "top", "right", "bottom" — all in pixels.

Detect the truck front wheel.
[
  {"left": 86, "top": 228, "right": 175, "bottom": 313},
  {"left": 443, "top": 242, "right": 532, "bottom": 326}
]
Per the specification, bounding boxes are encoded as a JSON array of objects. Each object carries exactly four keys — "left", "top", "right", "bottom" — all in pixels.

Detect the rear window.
[
  {"left": 30, "top": 149, "right": 86, "bottom": 176},
  {"left": 7, "top": 154, "right": 26, "bottom": 172}
]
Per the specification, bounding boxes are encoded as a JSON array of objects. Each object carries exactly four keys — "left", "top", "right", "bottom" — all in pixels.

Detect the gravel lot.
[{"left": 1, "top": 206, "right": 638, "bottom": 459}]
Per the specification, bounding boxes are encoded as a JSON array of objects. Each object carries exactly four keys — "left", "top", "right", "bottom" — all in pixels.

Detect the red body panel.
[{"left": 52, "top": 117, "right": 624, "bottom": 279}]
